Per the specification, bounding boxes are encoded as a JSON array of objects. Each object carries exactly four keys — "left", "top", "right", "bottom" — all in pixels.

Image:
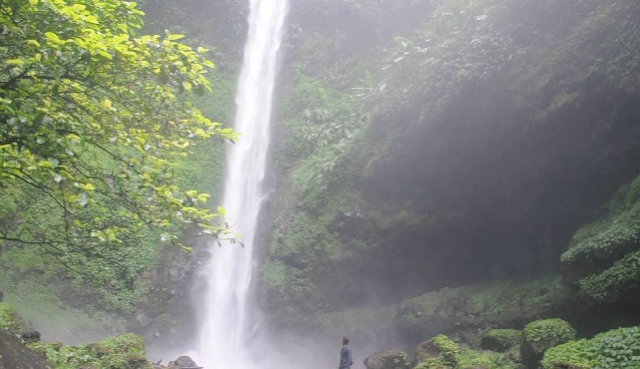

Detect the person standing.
[{"left": 339, "top": 336, "right": 353, "bottom": 369}]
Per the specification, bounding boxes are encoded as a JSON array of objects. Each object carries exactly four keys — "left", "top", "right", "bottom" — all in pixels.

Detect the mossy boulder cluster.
[
  {"left": 396, "top": 333, "right": 520, "bottom": 369},
  {"left": 366, "top": 319, "right": 640, "bottom": 369},
  {"left": 480, "top": 330, "right": 522, "bottom": 353},
  {"left": 396, "top": 277, "right": 570, "bottom": 342}
]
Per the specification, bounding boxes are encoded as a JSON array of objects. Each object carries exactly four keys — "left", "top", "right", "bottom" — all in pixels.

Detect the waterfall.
[{"left": 193, "top": 0, "right": 288, "bottom": 367}]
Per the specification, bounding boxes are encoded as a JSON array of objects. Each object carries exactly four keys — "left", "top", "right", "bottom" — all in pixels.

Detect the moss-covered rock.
[
  {"left": 415, "top": 335, "right": 459, "bottom": 365},
  {"left": 413, "top": 334, "right": 519, "bottom": 369},
  {"left": 523, "top": 319, "right": 576, "bottom": 346},
  {"left": 521, "top": 319, "right": 576, "bottom": 368},
  {"left": 480, "top": 329, "right": 522, "bottom": 353},
  {"left": 397, "top": 277, "right": 570, "bottom": 341},
  {"left": 542, "top": 326, "right": 640, "bottom": 369},
  {"left": 364, "top": 349, "right": 410, "bottom": 369},
  {"left": 29, "top": 333, "right": 150, "bottom": 369}
]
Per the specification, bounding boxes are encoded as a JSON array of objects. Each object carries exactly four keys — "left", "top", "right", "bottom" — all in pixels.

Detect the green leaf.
[
  {"left": 167, "top": 34, "right": 186, "bottom": 41},
  {"left": 6, "top": 59, "right": 24, "bottom": 66}
]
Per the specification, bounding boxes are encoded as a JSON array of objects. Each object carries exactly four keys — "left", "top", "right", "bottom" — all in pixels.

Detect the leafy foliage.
[
  {"left": 29, "top": 333, "right": 149, "bottom": 369},
  {"left": 0, "top": 302, "right": 22, "bottom": 335},
  {"left": 414, "top": 334, "right": 518, "bottom": 369},
  {"left": 432, "top": 334, "right": 459, "bottom": 365},
  {"left": 579, "top": 250, "right": 640, "bottom": 303},
  {"left": 0, "top": 0, "right": 234, "bottom": 260},
  {"left": 0, "top": 70, "right": 234, "bottom": 314},
  {"left": 561, "top": 175, "right": 640, "bottom": 302},
  {"left": 542, "top": 326, "right": 640, "bottom": 369}
]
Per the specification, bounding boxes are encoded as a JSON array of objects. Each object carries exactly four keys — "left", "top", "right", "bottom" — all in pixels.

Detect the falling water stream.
[{"left": 192, "top": 0, "right": 288, "bottom": 367}]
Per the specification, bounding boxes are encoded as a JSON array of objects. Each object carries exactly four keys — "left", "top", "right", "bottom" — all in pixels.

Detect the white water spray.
[{"left": 193, "top": 0, "right": 288, "bottom": 367}]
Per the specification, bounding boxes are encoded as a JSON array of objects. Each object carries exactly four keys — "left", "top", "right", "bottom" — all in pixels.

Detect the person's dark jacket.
[{"left": 339, "top": 346, "right": 353, "bottom": 369}]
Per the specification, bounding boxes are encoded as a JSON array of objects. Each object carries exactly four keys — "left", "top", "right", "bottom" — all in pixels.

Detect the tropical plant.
[{"left": 0, "top": 0, "right": 234, "bottom": 258}]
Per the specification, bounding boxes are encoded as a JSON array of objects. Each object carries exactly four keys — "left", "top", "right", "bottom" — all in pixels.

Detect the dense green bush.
[
  {"left": 524, "top": 319, "right": 576, "bottom": 346},
  {"left": 562, "top": 175, "right": 640, "bottom": 302},
  {"left": 414, "top": 334, "right": 519, "bottom": 369},
  {"left": 542, "top": 326, "right": 640, "bottom": 369},
  {"left": 0, "top": 302, "right": 21, "bottom": 335}
]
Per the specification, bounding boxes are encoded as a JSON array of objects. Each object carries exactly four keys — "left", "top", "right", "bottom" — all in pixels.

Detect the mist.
[{"left": 1, "top": 0, "right": 640, "bottom": 369}]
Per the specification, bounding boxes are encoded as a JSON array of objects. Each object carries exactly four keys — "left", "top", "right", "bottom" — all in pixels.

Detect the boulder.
[
  {"left": 0, "top": 330, "right": 51, "bottom": 369},
  {"left": 20, "top": 330, "right": 41, "bottom": 344},
  {"left": 126, "top": 312, "right": 152, "bottom": 334},
  {"left": 521, "top": 319, "right": 576, "bottom": 368},
  {"left": 415, "top": 340, "right": 442, "bottom": 363},
  {"left": 167, "top": 356, "right": 202, "bottom": 368},
  {"left": 364, "top": 349, "right": 409, "bottom": 369},
  {"left": 480, "top": 329, "right": 522, "bottom": 352}
]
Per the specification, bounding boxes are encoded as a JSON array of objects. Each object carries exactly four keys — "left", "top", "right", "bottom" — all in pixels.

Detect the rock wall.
[{"left": 259, "top": 0, "right": 640, "bottom": 340}]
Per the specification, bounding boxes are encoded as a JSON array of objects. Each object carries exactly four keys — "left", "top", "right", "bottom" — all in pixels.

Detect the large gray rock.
[
  {"left": 364, "top": 349, "right": 409, "bottom": 369},
  {"left": 0, "top": 330, "right": 51, "bottom": 369},
  {"left": 415, "top": 339, "right": 442, "bottom": 363},
  {"left": 167, "top": 356, "right": 202, "bottom": 368},
  {"left": 20, "top": 331, "right": 41, "bottom": 344}
]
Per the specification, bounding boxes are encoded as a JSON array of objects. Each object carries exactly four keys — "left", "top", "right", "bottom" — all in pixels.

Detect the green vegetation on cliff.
[
  {"left": 562, "top": 175, "right": 640, "bottom": 303},
  {"left": 264, "top": 0, "right": 640, "bottom": 334}
]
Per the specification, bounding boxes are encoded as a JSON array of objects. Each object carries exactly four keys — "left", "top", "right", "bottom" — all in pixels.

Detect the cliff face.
[{"left": 258, "top": 0, "right": 640, "bottom": 336}]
